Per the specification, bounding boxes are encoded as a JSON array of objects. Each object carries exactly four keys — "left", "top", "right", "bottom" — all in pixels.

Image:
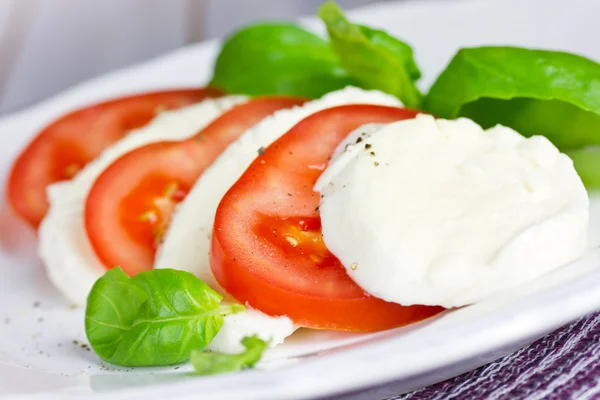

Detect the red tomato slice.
[
  {"left": 7, "top": 88, "right": 223, "bottom": 229},
  {"left": 85, "top": 96, "right": 306, "bottom": 276},
  {"left": 211, "top": 105, "right": 444, "bottom": 331}
]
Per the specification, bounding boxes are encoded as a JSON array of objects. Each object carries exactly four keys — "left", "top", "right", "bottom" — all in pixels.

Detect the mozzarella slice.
[
  {"left": 38, "top": 96, "right": 247, "bottom": 305},
  {"left": 208, "top": 305, "right": 295, "bottom": 353},
  {"left": 316, "top": 115, "right": 589, "bottom": 308}
]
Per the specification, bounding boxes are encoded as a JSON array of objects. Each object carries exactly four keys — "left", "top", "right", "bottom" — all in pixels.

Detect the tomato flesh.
[
  {"left": 211, "top": 105, "right": 444, "bottom": 331},
  {"left": 256, "top": 216, "right": 343, "bottom": 279},
  {"left": 85, "top": 96, "right": 306, "bottom": 276},
  {"left": 7, "top": 88, "right": 222, "bottom": 229},
  {"left": 120, "top": 175, "right": 190, "bottom": 251}
]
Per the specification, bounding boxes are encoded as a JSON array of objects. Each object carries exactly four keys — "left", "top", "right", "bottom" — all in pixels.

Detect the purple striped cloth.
[{"left": 392, "top": 312, "right": 600, "bottom": 399}]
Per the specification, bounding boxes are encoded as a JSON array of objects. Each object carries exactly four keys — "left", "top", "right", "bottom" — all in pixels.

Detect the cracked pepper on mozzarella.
[
  {"left": 315, "top": 114, "right": 589, "bottom": 308},
  {"left": 38, "top": 95, "right": 247, "bottom": 305},
  {"left": 155, "top": 87, "right": 402, "bottom": 286}
]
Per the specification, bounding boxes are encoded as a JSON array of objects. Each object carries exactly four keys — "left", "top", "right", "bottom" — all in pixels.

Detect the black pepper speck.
[{"left": 257, "top": 147, "right": 265, "bottom": 155}]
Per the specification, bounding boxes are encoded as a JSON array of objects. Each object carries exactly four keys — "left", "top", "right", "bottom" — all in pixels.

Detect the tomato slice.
[
  {"left": 85, "top": 96, "right": 306, "bottom": 276},
  {"left": 211, "top": 105, "right": 444, "bottom": 331},
  {"left": 7, "top": 88, "right": 223, "bottom": 229}
]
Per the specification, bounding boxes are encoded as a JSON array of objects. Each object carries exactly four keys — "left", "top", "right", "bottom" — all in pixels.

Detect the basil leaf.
[
  {"left": 318, "top": 1, "right": 423, "bottom": 108},
  {"left": 84, "top": 268, "right": 148, "bottom": 362},
  {"left": 424, "top": 47, "right": 600, "bottom": 150},
  {"left": 85, "top": 267, "right": 243, "bottom": 367},
  {"left": 357, "top": 25, "right": 421, "bottom": 83},
  {"left": 567, "top": 148, "right": 600, "bottom": 188},
  {"left": 210, "top": 23, "right": 357, "bottom": 98},
  {"left": 191, "top": 336, "right": 268, "bottom": 375}
]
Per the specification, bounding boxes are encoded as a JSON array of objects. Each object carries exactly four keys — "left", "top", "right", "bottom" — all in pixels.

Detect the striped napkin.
[{"left": 394, "top": 312, "right": 600, "bottom": 399}]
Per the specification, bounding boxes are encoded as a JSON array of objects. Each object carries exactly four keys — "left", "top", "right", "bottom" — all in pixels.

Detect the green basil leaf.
[
  {"left": 84, "top": 268, "right": 148, "bottom": 363},
  {"left": 567, "top": 147, "right": 600, "bottom": 188},
  {"left": 424, "top": 47, "right": 600, "bottom": 150},
  {"left": 356, "top": 24, "right": 421, "bottom": 83},
  {"left": 191, "top": 336, "right": 268, "bottom": 375},
  {"left": 210, "top": 23, "right": 357, "bottom": 98},
  {"left": 318, "top": 1, "right": 423, "bottom": 108},
  {"left": 85, "top": 267, "right": 243, "bottom": 367}
]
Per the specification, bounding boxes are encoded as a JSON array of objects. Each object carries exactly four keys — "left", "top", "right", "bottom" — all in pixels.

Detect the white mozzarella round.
[
  {"left": 207, "top": 306, "right": 296, "bottom": 353},
  {"left": 316, "top": 114, "right": 589, "bottom": 308},
  {"left": 38, "top": 96, "right": 246, "bottom": 305}
]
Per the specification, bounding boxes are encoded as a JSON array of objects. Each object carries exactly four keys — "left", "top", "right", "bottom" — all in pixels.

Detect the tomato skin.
[
  {"left": 211, "top": 104, "right": 444, "bottom": 331},
  {"left": 85, "top": 96, "right": 306, "bottom": 276},
  {"left": 7, "top": 88, "right": 222, "bottom": 229}
]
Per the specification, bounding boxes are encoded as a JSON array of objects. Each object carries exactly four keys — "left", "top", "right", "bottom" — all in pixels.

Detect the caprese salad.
[{"left": 5, "top": 2, "right": 600, "bottom": 375}]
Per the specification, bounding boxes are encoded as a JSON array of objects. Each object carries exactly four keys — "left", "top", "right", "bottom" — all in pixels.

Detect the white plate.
[{"left": 2, "top": 0, "right": 600, "bottom": 399}]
